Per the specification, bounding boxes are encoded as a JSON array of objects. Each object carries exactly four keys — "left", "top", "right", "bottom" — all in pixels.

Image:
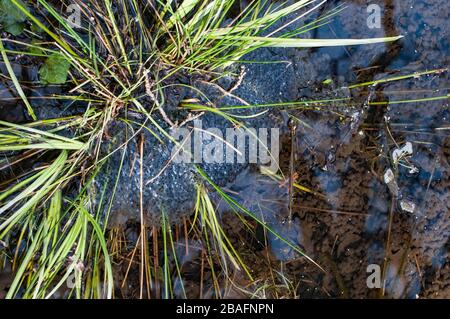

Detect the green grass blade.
[{"left": 0, "top": 39, "right": 36, "bottom": 120}]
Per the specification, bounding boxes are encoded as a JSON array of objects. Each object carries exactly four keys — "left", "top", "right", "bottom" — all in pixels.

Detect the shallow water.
[{"left": 221, "top": 0, "right": 449, "bottom": 298}]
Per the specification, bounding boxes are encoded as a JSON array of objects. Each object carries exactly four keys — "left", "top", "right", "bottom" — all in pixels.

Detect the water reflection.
[{"left": 222, "top": 0, "right": 449, "bottom": 298}]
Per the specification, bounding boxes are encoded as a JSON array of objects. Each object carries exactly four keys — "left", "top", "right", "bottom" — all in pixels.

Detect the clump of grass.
[{"left": 0, "top": 0, "right": 403, "bottom": 299}]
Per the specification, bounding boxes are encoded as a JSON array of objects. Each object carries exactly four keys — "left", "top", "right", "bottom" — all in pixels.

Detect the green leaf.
[
  {"left": 28, "top": 39, "right": 45, "bottom": 55},
  {"left": 0, "top": 0, "right": 28, "bottom": 35},
  {"left": 4, "top": 21, "right": 24, "bottom": 35},
  {"left": 39, "top": 53, "right": 71, "bottom": 85},
  {"left": 0, "top": 0, "right": 27, "bottom": 21}
]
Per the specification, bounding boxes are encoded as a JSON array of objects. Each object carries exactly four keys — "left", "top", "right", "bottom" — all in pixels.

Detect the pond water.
[{"left": 221, "top": 0, "right": 449, "bottom": 298}]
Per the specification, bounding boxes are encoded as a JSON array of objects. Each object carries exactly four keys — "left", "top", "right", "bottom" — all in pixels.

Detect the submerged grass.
[{"left": 0, "top": 0, "right": 404, "bottom": 298}]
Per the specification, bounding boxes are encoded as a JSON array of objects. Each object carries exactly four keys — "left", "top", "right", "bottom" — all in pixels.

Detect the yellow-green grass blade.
[
  {"left": 0, "top": 39, "right": 36, "bottom": 120},
  {"left": 0, "top": 151, "right": 67, "bottom": 217},
  {"left": 0, "top": 120, "right": 86, "bottom": 151},
  {"left": 166, "top": 0, "right": 202, "bottom": 29},
  {"left": 212, "top": 35, "right": 403, "bottom": 48},
  {"left": 196, "top": 166, "right": 325, "bottom": 272},
  {"left": 208, "top": 0, "right": 315, "bottom": 37},
  {"left": 9, "top": 0, "right": 76, "bottom": 56},
  {"left": 347, "top": 68, "right": 447, "bottom": 89}
]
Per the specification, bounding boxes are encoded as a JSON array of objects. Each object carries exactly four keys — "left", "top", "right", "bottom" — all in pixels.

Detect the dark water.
[{"left": 222, "top": 0, "right": 449, "bottom": 298}]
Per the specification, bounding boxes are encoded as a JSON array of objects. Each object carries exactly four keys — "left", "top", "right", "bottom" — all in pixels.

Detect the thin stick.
[
  {"left": 121, "top": 233, "right": 141, "bottom": 289},
  {"left": 288, "top": 118, "right": 297, "bottom": 222},
  {"left": 293, "top": 205, "right": 367, "bottom": 216},
  {"left": 200, "top": 249, "right": 205, "bottom": 299},
  {"left": 199, "top": 80, "right": 250, "bottom": 106},
  {"left": 176, "top": 111, "right": 205, "bottom": 129},
  {"left": 139, "top": 133, "right": 145, "bottom": 299},
  {"left": 228, "top": 66, "right": 247, "bottom": 93},
  {"left": 381, "top": 196, "right": 395, "bottom": 297},
  {"left": 144, "top": 70, "right": 175, "bottom": 127},
  {"left": 153, "top": 226, "right": 160, "bottom": 299},
  {"left": 183, "top": 217, "right": 189, "bottom": 256}
]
